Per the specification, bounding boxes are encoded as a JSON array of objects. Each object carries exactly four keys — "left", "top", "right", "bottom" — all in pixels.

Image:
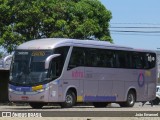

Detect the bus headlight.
[
  {"left": 9, "top": 88, "right": 13, "bottom": 92},
  {"left": 38, "top": 89, "right": 44, "bottom": 92}
]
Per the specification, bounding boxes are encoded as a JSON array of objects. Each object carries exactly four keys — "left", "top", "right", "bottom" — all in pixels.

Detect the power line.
[
  {"left": 109, "top": 23, "right": 160, "bottom": 36},
  {"left": 110, "top": 23, "right": 160, "bottom": 26},
  {"left": 110, "top": 32, "right": 160, "bottom": 36},
  {"left": 108, "top": 23, "right": 160, "bottom": 37},
  {"left": 110, "top": 30, "right": 160, "bottom": 33}
]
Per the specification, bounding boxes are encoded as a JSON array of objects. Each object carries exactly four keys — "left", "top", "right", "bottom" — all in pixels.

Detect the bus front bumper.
[{"left": 8, "top": 84, "right": 50, "bottom": 102}]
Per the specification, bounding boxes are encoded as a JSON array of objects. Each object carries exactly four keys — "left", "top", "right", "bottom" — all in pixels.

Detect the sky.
[{"left": 100, "top": 0, "right": 160, "bottom": 50}]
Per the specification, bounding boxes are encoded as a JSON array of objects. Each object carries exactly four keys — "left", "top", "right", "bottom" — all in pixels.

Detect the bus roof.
[
  {"left": 16, "top": 38, "right": 154, "bottom": 52},
  {"left": 17, "top": 38, "right": 129, "bottom": 49}
]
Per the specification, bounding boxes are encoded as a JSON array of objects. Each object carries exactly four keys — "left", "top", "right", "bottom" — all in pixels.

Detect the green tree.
[{"left": 0, "top": 0, "right": 112, "bottom": 52}]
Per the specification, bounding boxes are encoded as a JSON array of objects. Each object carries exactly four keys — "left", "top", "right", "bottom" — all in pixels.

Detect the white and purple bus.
[{"left": 9, "top": 38, "right": 157, "bottom": 108}]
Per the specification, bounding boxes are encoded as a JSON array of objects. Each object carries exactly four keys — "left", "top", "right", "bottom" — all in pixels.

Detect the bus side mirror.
[{"left": 45, "top": 54, "right": 61, "bottom": 69}]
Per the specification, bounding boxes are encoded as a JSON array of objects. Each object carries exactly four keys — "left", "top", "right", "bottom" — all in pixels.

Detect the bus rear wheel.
[
  {"left": 119, "top": 91, "right": 136, "bottom": 107},
  {"left": 29, "top": 102, "right": 45, "bottom": 109},
  {"left": 93, "top": 102, "right": 108, "bottom": 108},
  {"left": 60, "top": 90, "right": 76, "bottom": 108}
]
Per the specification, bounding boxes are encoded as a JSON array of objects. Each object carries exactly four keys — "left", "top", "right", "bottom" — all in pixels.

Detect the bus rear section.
[{"left": 63, "top": 47, "right": 157, "bottom": 107}]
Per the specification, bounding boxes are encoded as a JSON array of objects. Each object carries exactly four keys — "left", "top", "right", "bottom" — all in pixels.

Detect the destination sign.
[
  {"left": 18, "top": 52, "right": 28, "bottom": 55},
  {"left": 32, "top": 51, "right": 45, "bottom": 56}
]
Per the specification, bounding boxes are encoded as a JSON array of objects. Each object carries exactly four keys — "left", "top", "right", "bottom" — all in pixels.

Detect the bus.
[{"left": 9, "top": 38, "right": 157, "bottom": 108}]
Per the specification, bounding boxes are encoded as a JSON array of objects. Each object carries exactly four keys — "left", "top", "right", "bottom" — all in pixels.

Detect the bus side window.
[
  {"left": 143, "top": 53, "right": 149, "bottom": 69},
  {"left": 50, "top": 59, "right": 57, "bottom": 78},
  {"left": 150, "top": 53, "right": 156, "bottom": 68},
  {"left": 68, "top": 47, "right": 85, "bottom": 70},
  {"left": 105, "top": 50, "right": 115, "bottom": 68},
  {"left": 96, "top": 49, "right": 106, "bottom": 67},
  {"left": 50, "top": 46, "right": 69, "bottom": 77},
  {"left": 85, "top": 48, "right": 116, "bottom": 68},
  {"left": 116, "top": 51, "right": 131, "bottom": 68},
  {"left": 132, "top": 52, "right": 144, "bottom": 69},
  {"left": 144, "top": 53, "right": 156, "bottom": 69},
  {"left": 49, "top": 56, "right": 63, "bottom": 79},
  {"left": 85, "top": 49, "right": 97, "bottom": 67}
]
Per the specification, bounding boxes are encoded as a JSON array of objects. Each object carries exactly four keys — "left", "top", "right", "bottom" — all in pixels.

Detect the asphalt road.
[{"left": 0, "top": 102, "right": 160, "bottom": 117}]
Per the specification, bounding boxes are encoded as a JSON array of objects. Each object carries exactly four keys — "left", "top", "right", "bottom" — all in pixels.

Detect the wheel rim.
[
  {"left": 66, "top": 94, "right": 73, "bottom": 104},
  {"left": 128, "top": 94, "right": 134, "bottom": 105}
]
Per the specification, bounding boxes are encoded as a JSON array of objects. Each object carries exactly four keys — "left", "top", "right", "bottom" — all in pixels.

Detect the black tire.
[
  {"left": 93, "top": 102, "right": 108, "bottom": 108},
  {"left": 60, "top": 90, "right": 76, "bottom": 108},
  {"left": 29, "top": 102, "right": 45, "bottom": 109},
  {"left": 152, "top": 97, "right": 160, "bottom": 105},
  {"left": 119, "top": 91, "right": 136, "bottom": 107}
]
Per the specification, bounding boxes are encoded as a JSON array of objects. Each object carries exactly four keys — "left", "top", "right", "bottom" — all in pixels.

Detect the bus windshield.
[{"left": 10, "top": 50, "right": 52, "bottom": 86}]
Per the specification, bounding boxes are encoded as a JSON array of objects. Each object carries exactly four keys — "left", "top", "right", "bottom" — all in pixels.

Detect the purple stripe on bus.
[{"left": 84, "top": 96, "right": 116, "bottom": 102}]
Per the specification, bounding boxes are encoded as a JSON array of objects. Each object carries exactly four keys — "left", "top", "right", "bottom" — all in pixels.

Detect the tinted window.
[
  {"left": 49, "top": 46, "right": 69, "bottom": 77},
  {"left": 116, "top": 51, "right": 131, "bottom": 68},
  {"left": 144, "top": 53, "right": 156, "bottom": 69},
  {"left": 85, "top": 48, "right": 98, "bottom": 67},
  {"left": 132, "top": 52, "right": 144, "bottom": 69},
  {"left": 131, "top": 52, "right": 156, "bottom": 69},
  {"left": 68, "top": 47, "right": 156, "bottom": 70},
  {"left": 85, "top": 48, "right": 116, "bottom": 68},
  {"left": 68, "top": 47, "right": 116, "bottom": 68},
  {"left": 68, "top": 47, "right": 85, "bottom": 70}
]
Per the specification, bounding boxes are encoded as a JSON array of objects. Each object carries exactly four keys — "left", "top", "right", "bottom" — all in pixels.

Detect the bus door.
[
  {"left": 48, "top": 56, "right": 63, "bottom": 102},
  {"left": 48, "top": 47, "right": 70, "bottom": 102}
]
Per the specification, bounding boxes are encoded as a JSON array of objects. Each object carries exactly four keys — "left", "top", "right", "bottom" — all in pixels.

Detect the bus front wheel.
[
  {"left": 60, "top": 90, "right": 76, "bottom": 108},
  {"left": 119, "top": 91, "right": 136, "bottom": 107}
]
